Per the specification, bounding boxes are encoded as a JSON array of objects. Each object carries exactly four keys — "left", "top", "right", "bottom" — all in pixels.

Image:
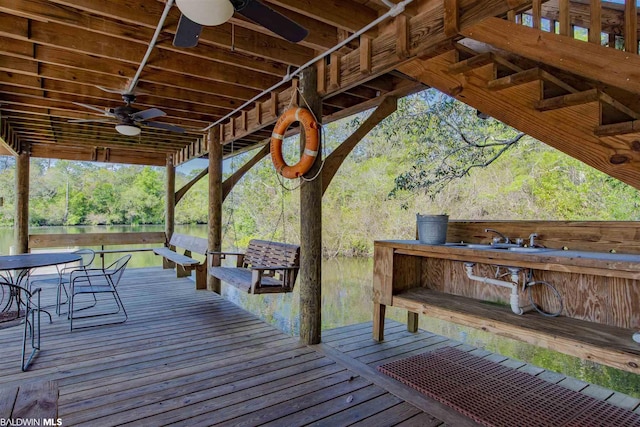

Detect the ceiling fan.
[
  {"left": 173, "top": 0, "right": 308, "bottom": 48},
  {"left": 70, "top": 94, "right": 185, "bottom": 136}
]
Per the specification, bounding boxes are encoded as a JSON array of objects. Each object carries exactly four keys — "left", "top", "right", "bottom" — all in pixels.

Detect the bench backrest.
[
  {"left": 243, "top": 239, "right": 300, "bottom": 269},
  {"left": 168, "top": 233, "right": 208, "bottom": 255}
]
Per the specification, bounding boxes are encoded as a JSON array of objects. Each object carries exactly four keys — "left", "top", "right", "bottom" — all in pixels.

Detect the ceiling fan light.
[
  {"left": 176, "top": 0, "right": 234, "bottom": 26},
  {"left": 115, "top": 124, "right": 141, "bottom": 136}
]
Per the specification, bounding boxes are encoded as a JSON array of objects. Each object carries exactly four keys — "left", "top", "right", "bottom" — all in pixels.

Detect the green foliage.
[
  {"left": 1, "top": 89, "right": 640, "bottom": 256},
  {"left": 380, "top": 91, "right": 525, "bottom": 200}
]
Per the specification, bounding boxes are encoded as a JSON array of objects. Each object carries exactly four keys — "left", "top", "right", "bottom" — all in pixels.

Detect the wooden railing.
[
  {"left": 28, "top": 232, "right": 167, "bottom": 268},
  {"left": 511, "top": 0, "right": 638, "bottom": 54}
]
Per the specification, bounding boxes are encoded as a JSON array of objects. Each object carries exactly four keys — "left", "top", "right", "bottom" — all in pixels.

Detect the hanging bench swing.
[
  {"left": 209, "top": 106, "right": 318, "bottom": 294},
  {"left": 208, "top": 239, "right": 300, "bottom": 294}
]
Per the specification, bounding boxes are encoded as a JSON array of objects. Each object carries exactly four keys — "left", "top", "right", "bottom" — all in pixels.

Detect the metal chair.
[
  {"left": 0, "top": 281, "right": 44, "bottom": 371},
  {"left": 69, "top": 254, "right": 131, "bottom": 331},
  {"left": 30, "top": 249, "right": 96, "bottom": 316}
]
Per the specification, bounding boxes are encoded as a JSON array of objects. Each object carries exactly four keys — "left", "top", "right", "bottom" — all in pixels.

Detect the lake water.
[{"left": 4, "top": 225, "right": 639, "bottom": 397}]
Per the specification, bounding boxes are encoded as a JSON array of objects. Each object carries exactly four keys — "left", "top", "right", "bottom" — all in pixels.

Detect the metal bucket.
[{"left": 416, "top": 214, "right": 449, "bottom": 244}]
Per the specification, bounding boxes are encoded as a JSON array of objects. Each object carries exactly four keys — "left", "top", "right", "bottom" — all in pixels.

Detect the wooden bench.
[
  {"left": 209, "top": 239, "right": 300, "bottom": 294},
  {"left": 154, "top": 233, "right": 208, "bottom": 289}
]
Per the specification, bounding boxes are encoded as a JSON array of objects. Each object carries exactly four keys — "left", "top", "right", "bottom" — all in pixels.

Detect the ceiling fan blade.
[
  {"left": 142, "top": 121, "right": 185, "bottom": 133},
  {"left": 173, "top": 14, "right": 203, "bottom": 48},
  {"left": 73, "top": 102, "right": 114, "bottom": 116},
  {"left": 69, "top": 119, "right": 113, "bottom": 124},
  {"left": 95, "top": 85, "right": 128, "bottom": 95},
  {"left": 132, "top": 108, "right": 166, "bottom": 121},
  {"left": 235, "top": 0, "right": 308, "bottom": 43}
]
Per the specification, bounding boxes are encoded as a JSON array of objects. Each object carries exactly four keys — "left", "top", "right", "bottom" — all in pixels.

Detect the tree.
[{"left": 380, "top": 90, "right": 527, "bottom": 200}]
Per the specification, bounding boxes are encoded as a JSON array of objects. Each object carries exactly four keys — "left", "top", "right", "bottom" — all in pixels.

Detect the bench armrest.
[
  {"left": 250, "top": 265, "right": 299, "bottom": 293},
  {"left": 208, "top": 251, "right": 245, "bottom": 267}
]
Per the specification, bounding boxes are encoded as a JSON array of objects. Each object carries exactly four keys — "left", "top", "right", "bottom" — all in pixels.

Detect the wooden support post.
[
  {"left": 625, "top": 0, "right": 638, "bottom": 53},
  {"left": 373, "top": 303, "right": 386, "bottom": 341},
  {"left": 359, "top": 35, "right": 372, "bottom": 75},
  {"left": 532, "top": 0, "right": 541, "bottom": 30},
  {"left": 299, "top": 66, "right": 322, "bottom": 345},
  {"left": 444, "top": 0, "right": 459, "bottom": 37},
  {"left": 207, "top": 128, "right": 223, "bottom": 293},
  {"left": 407, "top": 311, "right": 419, "bottom": 333},
  {"left": 316, "top": 58, "right": 327, "bottom": 95},
  {"left": 15, "top": 146, "right": 29, "bottom": 254},
  {"left": 165, "top": 154, "right": 176, "bottom": 269},
  {"left": 558, "top": 0, "right": 570, "bottom": 36},
  {"left": 589, "top": 0, "right": 602, "bottom": 45}
]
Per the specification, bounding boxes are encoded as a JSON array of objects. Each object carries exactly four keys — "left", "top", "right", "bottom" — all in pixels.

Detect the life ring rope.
[{"left": 270, "top": 107, "right": 320, "bottom": 179}]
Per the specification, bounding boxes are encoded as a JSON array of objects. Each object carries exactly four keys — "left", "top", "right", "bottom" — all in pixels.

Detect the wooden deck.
[{"left": 0, "top": 267, "right": 638, "bottom": 426}]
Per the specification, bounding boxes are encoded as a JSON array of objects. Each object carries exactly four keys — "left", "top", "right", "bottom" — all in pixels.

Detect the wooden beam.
[
  {"left": 299, "top": 66, "right": 322, "bottom": 346},
  {"left": 175, "top": 168, "right": 208, "bottom": 205},
  {"left": 535, "top": 88, "right": 599, "bottom": 111},
  {"left": 444, "top": 0, "right": 460, "bottom": 37},
  {"left": 488, "top": 68, "right": 541, "bottom": 90},
  {"left": 222, "top": 144, "right": 271, "bottom": 201},
  {"left": 448, "top": 52, "right": 493, "bottom": 74},
  {"left": 595, "top": 120, "right": 640, "bottom": 137},
  {"left": 461, "top": 17, "right": 640, "bottom": 95},
  {"left": 207, "top": 128, "right": 222, "bottom": 293},
  {"left": 321, "top": 96, "right": 397, "bottom": 194},
  {"left": 599, "top": 92, "right": 640, "bottom": 121},
  {"left": 266, "top": 0, "right": 378, "bottom": 33}
]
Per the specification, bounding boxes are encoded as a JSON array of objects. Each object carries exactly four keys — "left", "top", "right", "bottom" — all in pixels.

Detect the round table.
[
  {"left": 0, "top": 252, "right": 82, "bottom": 317},
  {"left": 0, "top": 252, "right": 81, "bottom": 370}
]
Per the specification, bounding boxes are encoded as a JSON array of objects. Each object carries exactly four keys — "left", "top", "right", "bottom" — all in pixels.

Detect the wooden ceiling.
[
  {"left": 0, "top": 0, "right": 435, "bottom": 166},
  {"left": 2, "top": 0, "right": 640, "bottom": 194}
]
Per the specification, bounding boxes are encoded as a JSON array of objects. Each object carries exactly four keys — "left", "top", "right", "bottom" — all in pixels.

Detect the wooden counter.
[{"left": 372, "top": 240, "right": 640, "bottom": 374}]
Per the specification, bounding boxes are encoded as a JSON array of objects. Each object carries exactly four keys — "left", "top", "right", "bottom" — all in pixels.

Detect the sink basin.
[
  {"left": 465, "top": 244, "right": 500, "bottom": 249},
  {"left": 445, "top": 243, "right": 509, "bottom": 250},
  {"left": 507, "top": 247, "right": 554, "bottom": 253}
]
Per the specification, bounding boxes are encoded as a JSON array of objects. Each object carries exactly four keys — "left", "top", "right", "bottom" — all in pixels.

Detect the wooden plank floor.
[{"left": 0, "top": 267, "right": 637, "bottom": 426}]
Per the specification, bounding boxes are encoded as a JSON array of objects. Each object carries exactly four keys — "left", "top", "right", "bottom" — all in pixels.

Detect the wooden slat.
[
  {"left": 153, "top": 247, "right": 200, "bottom": 266},
  {"left": 487, "top": 68, "right": 541, "bottom": 91},
  {"left": 28, "top": 232, "right": 167, "bottom": 249},
  {"left": 626, "top": 0, "right": 638, "bottom": 53},
  {"left": 590, "top": 0, "right": 602, "bottom": 44},
  {"left": 448, "top": 52, "right": 493, "bottom": 74},
  {"left": 391, "top": 286, "right": 640, "bottom": 375},
  {"left": 12, "top": 381, "right": 58, "bottom": 421},
  {"left": 0, "top": 386, "right": 18, "bottom": 419},
  {"left": 0, "top": 269, "right": 634, "bottom": 424},
  {"left": 168, "top": 233, "right": 208, "bottom": 255},
  {"left": 535, "top": 88, "right": 599, "bottom": 111}
]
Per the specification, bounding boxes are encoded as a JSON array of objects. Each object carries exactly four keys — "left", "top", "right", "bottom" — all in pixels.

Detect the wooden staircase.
[{"left": 397, "top": 15, "right": 640, "bottom": 190}]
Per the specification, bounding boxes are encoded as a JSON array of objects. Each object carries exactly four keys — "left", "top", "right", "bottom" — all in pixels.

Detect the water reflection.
[{"left": 3, "top": 226, "right": 639, "bottom": 398}]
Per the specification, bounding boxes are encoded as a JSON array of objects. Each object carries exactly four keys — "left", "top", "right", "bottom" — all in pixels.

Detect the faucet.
[
  {"left": 528, "top": 233, "right": 539, "bottom": 247},
  {"left": 484, "top": 228, "right": 510, "bottom": 244}
]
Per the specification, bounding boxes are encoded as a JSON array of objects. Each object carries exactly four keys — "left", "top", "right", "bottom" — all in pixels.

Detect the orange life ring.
[{"left": 270, "top": 107, "right": 319, "bottom": 179}]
